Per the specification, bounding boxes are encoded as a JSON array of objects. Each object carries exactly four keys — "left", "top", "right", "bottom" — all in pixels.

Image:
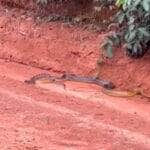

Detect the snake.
[
  {"left": 24, "top": 73, "right": 115, "bottom": 90},
  {"left": 24, "top": 73, "right": 150, "bottom": 99},
  {"left": 101, "top": 88, "right": 150, "bottom": 99}
]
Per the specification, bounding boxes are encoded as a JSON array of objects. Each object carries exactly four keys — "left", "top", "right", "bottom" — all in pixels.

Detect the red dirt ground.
[
  {"left": 0, "top": 3, "right": 150, "bottom": 150},
  {"left": 0, "top": 59, "right": 150, "bottom": 150},
  {"left": 0, "top": 5, "right": 150, "bottom": 91}
]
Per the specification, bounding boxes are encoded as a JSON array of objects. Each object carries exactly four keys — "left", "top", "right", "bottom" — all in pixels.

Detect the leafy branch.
[{"left": 102, "top": 0, "right": 150, "bottom": 58}]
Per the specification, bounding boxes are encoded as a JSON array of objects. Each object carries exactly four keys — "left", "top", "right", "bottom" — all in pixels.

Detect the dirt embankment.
[
  {"left": 0, "top": 3, "right": 149, "bottom": 92},
  {"left": 0, "top": 0, "right": 117, "bottom": 28},
  {"left": 0, "top": 0, "right": 93, "bottom": 16}
]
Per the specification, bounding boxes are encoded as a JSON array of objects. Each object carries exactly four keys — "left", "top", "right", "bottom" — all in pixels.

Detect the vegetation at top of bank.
[{"left": 36, "top": 0, "right": 150, "bottom": 59}]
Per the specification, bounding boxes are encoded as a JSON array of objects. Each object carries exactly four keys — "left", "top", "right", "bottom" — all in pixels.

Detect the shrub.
[
  {"left": 37, "top": 0, "right": 150, "bottom": 59},
  {"left": 102, "top": 0, "right": 150, "bottom": 58}
]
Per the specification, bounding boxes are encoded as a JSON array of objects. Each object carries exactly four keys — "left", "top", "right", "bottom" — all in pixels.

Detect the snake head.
[
  {"left": 103, "top": 82, "right": 115, "bottom": 90},
  {"left": 24, "top": 80, "right": 34, "bottom": 84},
  {"left": 61, "top": 73, "right": 67, "bottom": 79}
]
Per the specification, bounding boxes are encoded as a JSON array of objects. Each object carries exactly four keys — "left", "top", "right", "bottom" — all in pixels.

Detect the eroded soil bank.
[{"left": 0, "top": 4, "right": 150, "bottom": 94}]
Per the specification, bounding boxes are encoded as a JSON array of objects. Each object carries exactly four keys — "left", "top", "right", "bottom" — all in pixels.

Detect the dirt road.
[{"left": 0, "top": 59, "right": 149, "bottom": 150}]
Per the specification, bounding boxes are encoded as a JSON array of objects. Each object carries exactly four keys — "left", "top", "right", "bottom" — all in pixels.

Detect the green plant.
[
  {"left": 115, "top": 0, "right": 126, "bottom": 7},
  {"left": 102, "top": 0, "right": 150, "bottom": 58}
]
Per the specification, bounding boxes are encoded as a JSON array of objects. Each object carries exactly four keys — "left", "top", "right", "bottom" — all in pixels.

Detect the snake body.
[
  {"left": 102, "top": 88, "right": 150, "bottom": 98},
  {"left": 25, "top": 73, "right": 150, "bottom": 99},
  {"left": 25, "top": 73, "right": 115, "bottom": 90},
  {"left": 24, "top": 73, "right": 57, "bottom": 84}
]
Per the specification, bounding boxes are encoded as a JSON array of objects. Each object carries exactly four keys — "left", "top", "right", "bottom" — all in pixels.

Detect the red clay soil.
[
  {"left": 0, "top": 0, "right": 94, "bottom": 17},
  {"left": 0, "top": 4, "right": 150, "bottom": 150},
  {"left": 0, "top": 59, "right": 150, "bottom": 150},
  {"left": 0, "top": 5, "right": 150, "bottom": 92},
  {"left": 0, "top": 0, "right": 115, "bottom": 20}
]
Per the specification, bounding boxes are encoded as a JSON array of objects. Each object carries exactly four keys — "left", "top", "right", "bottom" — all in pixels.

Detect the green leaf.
[
  {"left": 134, "top": 0, "right": 141, "bottom": 7},
  {"left": 101, "top": 39, "right": 114, "bottom": 59},
  {"left": 138, "top": 27, "right": 150, "bottom": 37},
  {"left": 133, "top": 42, "right": 142, "bottom": 53},
  {"left": 125, "top": 43, "right": 133, "bottom": 50},
  {"left": 128, "top": 31, "right": 136, "bottom": 42},
  {"left": 105, "top": 44, "right": 114, "bottom": 58},
  {"left": 142, "top": 0, "right": 150, "bottom": 12},
  {"left": 117, "top": 12, "right": 125, "bottom": 24},
  {"left": 126, "top": 0, "right": 132, "bottom": 6}
]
